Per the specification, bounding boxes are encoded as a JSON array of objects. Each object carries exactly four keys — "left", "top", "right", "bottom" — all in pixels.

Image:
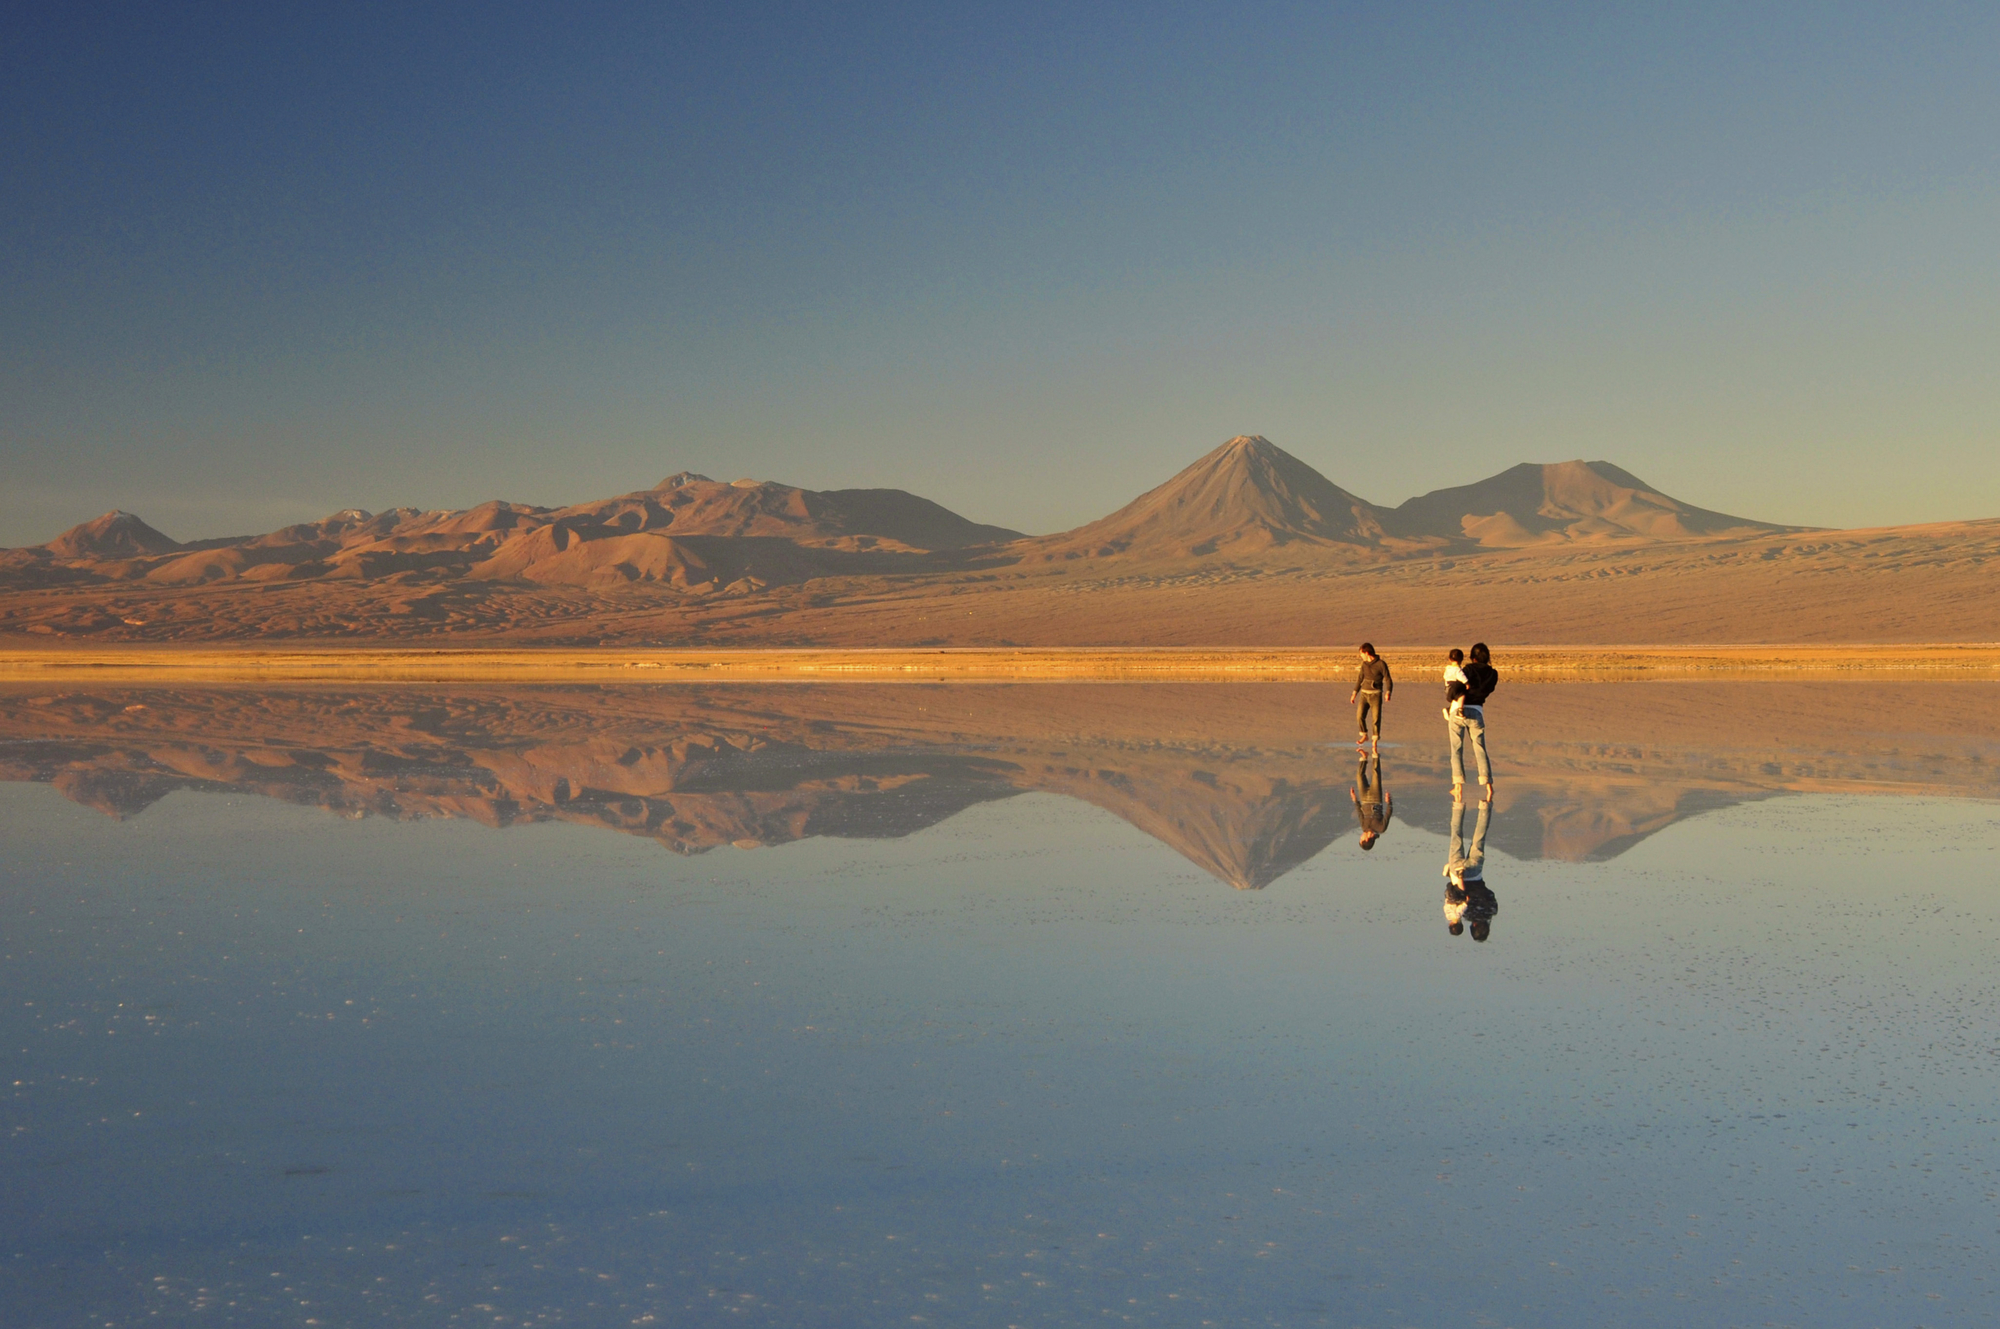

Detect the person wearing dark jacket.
[
  {"left": 1350, "top": 643, "right": 1393, "bottom": 754},
  {"left": 1447, "top": 642, "right": 1499, "bottom": 791}
]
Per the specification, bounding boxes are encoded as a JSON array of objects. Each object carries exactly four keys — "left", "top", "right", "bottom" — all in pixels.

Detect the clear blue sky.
[{"left": 5, "top": 2, "right": 1996, "bottom": 544}]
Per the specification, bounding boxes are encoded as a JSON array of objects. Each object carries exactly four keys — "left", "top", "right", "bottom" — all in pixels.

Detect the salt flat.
[{"left": 4, "top": 679, "right": 1996, "bottom": 1325}]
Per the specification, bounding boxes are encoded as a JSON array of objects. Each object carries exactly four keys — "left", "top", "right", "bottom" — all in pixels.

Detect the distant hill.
[
  {"left": 1387, "top": 460, "right": 1796, "bottom": 546},
  {"left": 1021, "top": 436, "right": 1391, "bottom": 561},
  {"left": 624, "top": 473, "right": 1023, "bottom": 548},
  {"left": 459, "top": 474, "right": 1023, "bottom": 588},
  {"left": 45, "top": 511, "right": 182, "bottom": 560},
  {"left": 4, "top": 473, "right": 1022, "bottom": 593},
  {"left": 1014, "top": 440, "right": 1791, "bottom": 562}
]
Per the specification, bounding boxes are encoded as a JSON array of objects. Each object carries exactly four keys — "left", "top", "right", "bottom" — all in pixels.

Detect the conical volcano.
[
  {"left": 1025, "top": 435, "right": 1390, "bottom": 561},
  {"left": 1389, "top": 460, "right": 1795, "bottom": 546},
  {"left": 44, "top": 511, "right": 181, "bottom": 560}
]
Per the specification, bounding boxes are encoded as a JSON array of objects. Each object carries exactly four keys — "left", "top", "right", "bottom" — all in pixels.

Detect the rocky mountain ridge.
[
  {"left": 9, "top": 435, "right": 1986, "bottom": 645},
  {"left": 3, "top": 472, "right": 1027, "bottom": 594},
  {"left": 1022, "top": 437, "right": 1794, "bottom": 561},
  {"left": 5, "top": 437, "right": 1802, "bottom": 593}
]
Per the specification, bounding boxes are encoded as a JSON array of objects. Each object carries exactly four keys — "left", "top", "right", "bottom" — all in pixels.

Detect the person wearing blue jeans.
[{"left": 1445, "top": 641, "right": 1499, "bottom": 793}]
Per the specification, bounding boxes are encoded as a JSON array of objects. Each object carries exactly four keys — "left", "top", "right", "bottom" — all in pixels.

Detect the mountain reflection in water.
[{"left": 2, "top": 681, "right": 1996, "bottom": 889}]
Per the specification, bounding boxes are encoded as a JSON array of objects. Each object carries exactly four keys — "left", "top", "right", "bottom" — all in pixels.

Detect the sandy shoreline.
[{"left": 3, "top": 643, "right": 1998, "bottom": 683}]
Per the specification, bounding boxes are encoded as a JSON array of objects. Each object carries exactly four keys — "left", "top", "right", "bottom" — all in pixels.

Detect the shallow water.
[{"left": 3, "top": 682, "right": 1998, "bottom": 1326}]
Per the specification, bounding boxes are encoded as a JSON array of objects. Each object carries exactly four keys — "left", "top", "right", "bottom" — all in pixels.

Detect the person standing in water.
[
  {"left": 1446, "top": 642, "right": 1499, "bottom": 793},
  {"left": 1351, "top": 754, "right": 1392, "bottom": 850},
  {"left": 1350, "top": 643, "right": 1393, "bottom": 754}
]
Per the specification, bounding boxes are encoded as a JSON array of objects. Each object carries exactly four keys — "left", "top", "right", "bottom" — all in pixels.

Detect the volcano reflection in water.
[{"left": 4, "top": 679, "right": 1997, "bottom": 889}]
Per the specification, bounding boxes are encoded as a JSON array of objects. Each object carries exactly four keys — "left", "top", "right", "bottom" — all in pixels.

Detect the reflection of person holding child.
[
  {"left": 1443, "top": 792, "right": 1498, "bottom": 942},
  {"left": 1350, "top": 754, "right": 1392, "bottom": 850}
]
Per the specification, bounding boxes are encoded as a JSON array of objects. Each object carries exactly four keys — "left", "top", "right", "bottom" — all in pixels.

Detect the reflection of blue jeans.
[
  {"left": 1448, "top": 796, "right": 1491, "bottom": 878},
  {"left": 1447, "top": 707, "right": 1491, "bottom": 785}
]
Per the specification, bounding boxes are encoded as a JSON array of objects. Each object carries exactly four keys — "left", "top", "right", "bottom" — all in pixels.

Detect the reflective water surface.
[{"left": 3, "top": 681, "right": 1998, "bottom": 1326}]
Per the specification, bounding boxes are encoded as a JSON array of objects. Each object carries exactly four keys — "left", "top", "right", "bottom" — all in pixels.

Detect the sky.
[{"left": 4, "top": 2, "right": 1997, "bottom": 545}]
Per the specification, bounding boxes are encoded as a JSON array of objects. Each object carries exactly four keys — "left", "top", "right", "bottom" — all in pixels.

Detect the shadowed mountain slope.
[
  {"left": 3, "top": 473, "right": 1022, "bottom": 596},
  {"left": 456, "top": 475, "right": 1026, "bottom": 588},
  {"left": 1021, "top": 436, "right": 1394, "bottom": 562},
  {"left": 1390, "top": 460, "right": 1795, "bottom": 546},
  {"left": 46, "top": 511, "right": 183, "bottom": 559},
  {"left": 623, "top": 473, "right": 1024, "bottom": 548}
]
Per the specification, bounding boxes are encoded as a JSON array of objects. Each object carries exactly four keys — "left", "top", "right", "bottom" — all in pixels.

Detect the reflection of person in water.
[
  {"left": 1350, "top": 754, "right": 1392, "bottom": 850},
  {"left": 1442, "top": 793, "right": 1498, "bottom": 941}
]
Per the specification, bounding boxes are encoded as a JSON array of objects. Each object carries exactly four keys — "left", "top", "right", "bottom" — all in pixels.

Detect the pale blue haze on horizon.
[{"left": 4, "top": 2, "right": 1997, "bottom": 546}]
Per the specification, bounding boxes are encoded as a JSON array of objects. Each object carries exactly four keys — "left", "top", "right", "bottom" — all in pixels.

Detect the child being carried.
[{"left": 1442, "top": 648, "right": 1469, "bottom": 718}]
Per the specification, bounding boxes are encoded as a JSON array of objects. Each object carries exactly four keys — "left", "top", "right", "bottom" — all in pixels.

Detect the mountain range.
[
  {"left": 4, "top": 436, "right": 1995, "bottom": 643},
  {"left": 8, "top": 437, "right": 1791, "bottom": 584},
  {"left": 4, "top": 469, "right": 1024, "bottom": 592}
]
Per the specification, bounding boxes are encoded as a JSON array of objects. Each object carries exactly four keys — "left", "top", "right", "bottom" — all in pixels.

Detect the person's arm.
[{"left": 1382, "top": 659, "right": 1393, "bottom": 700}]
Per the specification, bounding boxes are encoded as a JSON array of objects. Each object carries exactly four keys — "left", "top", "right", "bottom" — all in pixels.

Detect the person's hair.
[
  {"left": 1359, "top": 642, "right": 1376, "bottom": 657},
  {"left": 1448, "top": 921, "right": 1464, "bottom": 935},
  {"left": 1359, "top": 833, "right": 1376, "bottom": 851},
  {"left": 1447, "top": 648, "right": 1463, "bottom": 663},
  {"left": 1469, "top": 642, "right": 1490, "bottom": 665},
  {"left": 1470, "top": 921, "right": 1490, "bottom": 942}
]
